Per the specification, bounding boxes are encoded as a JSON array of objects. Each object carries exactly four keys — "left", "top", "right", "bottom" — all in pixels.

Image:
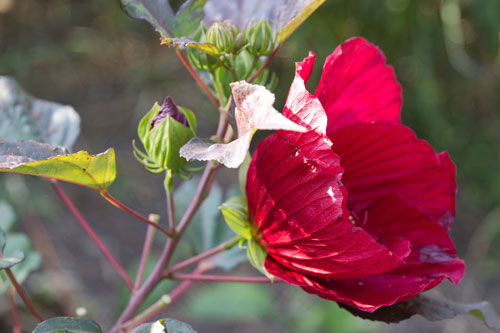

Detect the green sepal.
[
  {"left": 238, "top": 153, "right": 251, "bottom": 200},
  {"left": 247, "top": 239, "right": 273, "bottom": 280},
  {"left": 219, "top": 196, "right": 252, "bottom": 239}
]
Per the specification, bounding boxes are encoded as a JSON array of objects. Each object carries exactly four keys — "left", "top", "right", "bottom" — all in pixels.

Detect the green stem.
[{"left": 248, "top": 46, "right": 280, "bottom": 83}]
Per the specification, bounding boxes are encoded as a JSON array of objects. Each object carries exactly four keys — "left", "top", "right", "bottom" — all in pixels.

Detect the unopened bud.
[
  {"left": 151, "top": 97, "right": 188, "bottom": 129},
  {"left": 207, "top": 20, "right": 244, "bottom": 54},
  {"left": 244, "top": 18, "right": 276, "bottom": 56}
]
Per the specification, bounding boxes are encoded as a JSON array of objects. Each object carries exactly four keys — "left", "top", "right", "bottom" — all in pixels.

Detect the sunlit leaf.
[
  {"left": 340, "top": 294, "right": 500, "bottom": 330},
  {"left": 120, "top": 0, "right": 207, "bottom": 38},
  {"left": 0, "top": 76, "right": 80, "bottom": 150},
  {"left": 32, "top": 317, "right": 103, "bottom": 333},
  {"left": 0, "top": 140, "right": 116, "bottom": 191},
  {"left": 180, "top": 81, "right": 306, "bottom": 168},
  {"left": 131, "top": 318, "right": 197, "bottom": 333},
  {"left": 161, "top": 37, "right": 219, "bottom": 56},
  {"left": 276, "top": 0, "right": 325, "bottom": 44}
]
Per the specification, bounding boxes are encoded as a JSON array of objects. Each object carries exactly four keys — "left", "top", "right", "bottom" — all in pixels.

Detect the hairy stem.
[
  {"left": 8, "top": 288, "right": 21, "bottom": 333},
  {"left": 166, "top": 236, "right": 240, "bottom": 274},
  {"left": 176, "top": 49, "right": 220, "bottom": 108},
  {"left": 248, "top": 46, "right": 280, "bottom": 83},
  {"left": 5, "top": 268, "right": 44, "bottom": 322},
  {"left": 51, "top": 181, "right": 134, "bottom": 291},
  {"left": 101, "top": 191, "right": 174, "bottom": 238}
]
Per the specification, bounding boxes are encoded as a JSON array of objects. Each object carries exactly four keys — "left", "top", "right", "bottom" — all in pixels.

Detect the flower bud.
[
  {"left": 187, "top": 24, "right": 220, "bottom": 71},
  {"left": 207, "top": 20, "right": 244, "bottom": 54},
  {"left": 135, "top": 97, "right": 196, "bottom": 175},
  {"left": 244, "top": 18, "right": 276, "bottom": 56}
]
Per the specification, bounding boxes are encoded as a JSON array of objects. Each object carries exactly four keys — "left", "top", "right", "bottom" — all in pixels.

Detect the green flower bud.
[
  {"left": 134, "top": 97, "right": 196, "bottom": 175},
  {"left": 244, "top": 18, "right": 276, "bottom": 56},
  {"left": 188, "top": 24, "right": 220, "bottom": 71},
  {"left": 207, "top": 20, "right": 244, "bottom": 55}
]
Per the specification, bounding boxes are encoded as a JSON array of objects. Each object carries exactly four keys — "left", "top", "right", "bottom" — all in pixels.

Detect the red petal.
[
  {"left": 265, "top": 196, "right": 465, "bottom": 312},
  {"left": 283, "top": 52, "right": 327, "bottom": 134},
  {"left": 247, "top": 130, "right": 406, "bottom": 279},
  {"left": 315, "top": 37, "right": 402, "bottom": 133},
  {"left": 330, "top": 122, "right": 456, "bottom": 226}
]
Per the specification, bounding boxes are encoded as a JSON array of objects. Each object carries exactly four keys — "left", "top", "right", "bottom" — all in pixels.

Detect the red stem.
[
  {"left": 248, "top": 46, "right": 281, "bottom": 83},
  {"left": 134, "top": 222, "right": 156, "bottom": 290},
  {"left": 169, "top": 273, "right": 281, "bottom": 283},
  {"left": 175, "top": 49, "right": 220, "bottom": 109},
  {"left": 167, "top": 236, "right": 239, "bottom": 274},
  {"left": 50, "top": 181, "right": 134, "bottom": 291},
  {"left": 5, "top": 268, "right": 44, "bottom": 322},
  {"left": 8, "top": 288, "right": 22, "bottom": 333},
  {"left": 101, "top": 191, "right": 175, "bottom": 238}
]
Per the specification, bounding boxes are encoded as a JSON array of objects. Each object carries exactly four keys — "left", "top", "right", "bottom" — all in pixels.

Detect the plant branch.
[
  {"left": 5, "top": 268, "right": 44, "bottom": 322},
  {"left": 111, "top": 117, "right": 229, "bottom": 332},
  {"left": 168, "top": 273, "right": 281, "bottom": 283},
  {"left": 8, "top": 288, "right": 21, "bottom": 333},
  {"left": 166, "top": 236, "right": 240, "bottom": 274},
  {"left": 175, "top": 49, "right": 220, "bottom": 108},
  {"left": 100, "top": 191, "right": 175, "bottom": 238},
  {"left": 248, "top": 46, "right": 280, "bottom": 83},
  {"left": 50, "top": 180, "right": 134, "bottom": 291},
  {"left": 134, "top": 215, "right": 158, "bottom": 290}
]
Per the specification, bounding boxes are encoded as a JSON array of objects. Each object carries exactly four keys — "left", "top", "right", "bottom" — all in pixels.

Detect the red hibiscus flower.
[{"left": 245, "top": 37, "right": 465, "bottom": 312}]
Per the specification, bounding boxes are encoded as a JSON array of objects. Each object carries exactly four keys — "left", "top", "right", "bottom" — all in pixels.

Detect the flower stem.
[
  {"left": 175, "top": 49, "right": 220, "bottom": 108},
  {"left": 111, "top": 117, "right": 228, "bottom": 332},
  {"left": 121, "top": 294, "right": 171, "bottom": 331},
  {"left": 134, "top": 215, "right": 158, "bottom": 290},
  {"left": 8, "top": 288, "right": 22, "bottom": 333},
  {"left": 5, "top": 268, "right": 44, "bottom": 322},
  {"left": 100, "top": 191, "right": 175, "bottom": 238},
  {"left": 248, "top": 46, "right": 280, "bottom": 83},
  {"left": 168, "top": 273, "right": 280, "bottom": 283},
  {"left": 164, "top": 172, "right": 176, "bottom": 232},
  {"left": 166, "top": 236, "right": 240, "bottom": 274},
  {"left": 50, "top": 180, "right": 134, "bottom": 291}
]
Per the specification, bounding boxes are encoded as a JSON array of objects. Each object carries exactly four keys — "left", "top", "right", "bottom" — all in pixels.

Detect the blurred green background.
[{"left": 1, "top": 0, "right": 499, "bottom": 332}]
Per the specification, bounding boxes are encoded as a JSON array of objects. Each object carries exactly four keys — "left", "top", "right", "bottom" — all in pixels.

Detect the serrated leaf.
[
  {"left": 219, "top": 195, "right": 251, "bottom": 239},
  {"left": 180, "top": 82, "right": 306, "bottom": 168},
  {"left": 0, "top": 140, "right": 116, "bottom": 191},
  {"left": 131, "top": 318, "right": 197, "bottom": 333},
  {"left": 120, "top": 0, "right": 207, "bottom": 38},
  {"left": 0, "top": 250, "right": 24, "bottom": 269},
  {"left": 161, "top": 37, "right": 219, "bottom": 56},
  {"left": 32, "top": 317, "right": 103, "bottom": 333},
  {"left": 0, "top": 76, "right": 80, "bottom": 150},
  {"left": 340, "top": 294, "right": 500, "bottom": 330}
]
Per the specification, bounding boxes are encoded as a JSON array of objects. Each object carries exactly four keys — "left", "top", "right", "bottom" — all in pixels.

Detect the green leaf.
[
  {"left": 276, "top": 0, "right": 326, "bottom": 45},
  {"left": 0, "top": 200, "right": 16, "bottom": 233},
  {"left": 131, "top": 318, "right": 197, "bottom": 333},
  {"left": 238, "top": 153, "right": 251, "bottom": 199},
  {"left": 32, "top": 317, "right": 103, "bottom": 333},
  {"left": 0, "top": 141, "right": 116, "bottom": 191},
  {"left": 219, "top": 195, "right": 251, "bottom": 239},
  {"left": 340, "top": 294, "right": 500, "bottom": 330},
  {"left": 120, "top": 0, "right": 207, "bottom": 38},
  {"left": 185, "top": 283, "right": 273, "bottom": 322},
  {"left": 0, "top": 233, "right": 41, "bottom": 292},
  {"left": 161, "top": 37, "right": 220, "bottom": 56},
  {"left": 0, "top": 250, "right": 24, "bottom": 269},
  {"left": 0, "top": 76, "right": 80, "bottom": 150}
]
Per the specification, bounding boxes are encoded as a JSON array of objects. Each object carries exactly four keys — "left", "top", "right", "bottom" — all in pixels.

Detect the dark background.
[{"left": 1, "top": 0, "right": 499, "bottom": 332}]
